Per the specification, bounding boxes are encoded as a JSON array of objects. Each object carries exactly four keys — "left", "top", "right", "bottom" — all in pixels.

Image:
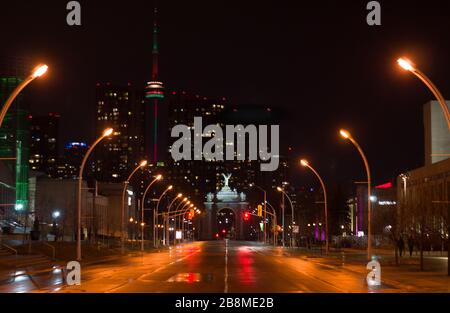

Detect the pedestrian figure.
[
  {"left": 398, "top": 235, "right": 405, "bottom": 257},
  {"left": 408, "top": 235, "right": 414, "bottom": 257}
]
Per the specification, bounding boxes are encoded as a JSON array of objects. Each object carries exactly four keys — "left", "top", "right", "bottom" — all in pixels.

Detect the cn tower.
[{"left": 145, "top": 6, "right": 164, "bottom": 163}]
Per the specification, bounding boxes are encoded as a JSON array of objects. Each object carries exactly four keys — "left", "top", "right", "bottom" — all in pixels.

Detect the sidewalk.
[{"left": 279, "top": 246, "right": 449, "bottom": 292}]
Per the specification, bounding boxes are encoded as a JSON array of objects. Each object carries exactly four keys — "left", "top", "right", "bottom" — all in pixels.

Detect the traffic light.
[
  {"left": 243, "top": 211, "right": 250, "bottom": 221},
  {"left": 257, "top": 205, "right": 262, "bottom": 217}
]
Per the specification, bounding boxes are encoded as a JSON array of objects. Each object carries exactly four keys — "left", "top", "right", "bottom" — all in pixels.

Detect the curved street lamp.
[
  {"left": 300, "top": 159, "right": 329, "bottom": 254},
  {"left": 154, "top": 185, "right": 173, "bottom": 247},
  {"left": 164, "top": 193, "right": 182, "bottom": 246},
  {"left": 276, "top": 187, "right": 295, "bottom": 248},
  {"left": 262, "top": 200, "right": 278, "bottom": 247},
  {"left": 120, "top": 160, "right": 147, "bottom": 254},
  {"left": 76, "top": 127, "right": 113, "bottom": 261},
  {"left": 397, "top": 58, "right": 450, "bottom": 130},
  {"left": 340, "top": 129, "right": 372, "bottom": 260},
  {"left": 0, "top": 64, "right": 48, "bottom": 127},
  {"left": 167, "top": 193, "right": 183, "bottom": 214},
  {"left": 249, "top": 183, "right": 268, "bottom": 244},
  {"left": 140, "top": 174, "right": 162, "bottom": 251},
  {"left": 175, "top": 198, "right": 188, "bottom": 212}
]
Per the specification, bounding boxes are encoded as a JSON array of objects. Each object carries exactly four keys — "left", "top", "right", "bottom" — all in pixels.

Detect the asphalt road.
[
  {"left": 55, "top": 240, "right": 388, "bottom": 293},
  {"left": 4, "top": 240, "right": 447, "bottom": 293}
]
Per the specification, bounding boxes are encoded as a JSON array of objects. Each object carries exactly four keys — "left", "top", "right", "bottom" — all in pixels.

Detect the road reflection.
[{"left": 237, "top": 246, "right": 256, "bottom": 285}]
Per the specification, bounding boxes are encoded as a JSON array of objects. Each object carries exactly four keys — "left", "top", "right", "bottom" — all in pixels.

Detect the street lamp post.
[
  {"left": 141, "top": 174, "right": 162, "bottom": 251},
  {"left": 76, "top": 128, "right": 113, "bottom": 261},
  {"left": 120, "top": 160, "right": 147, "bottom": 254},
  {"left": 165, "top": 193, "right": 182, "bottom": 246},
  {"left": 179, "top": 202, "right": 192, "bottom": 241},
  {"left": 249, "top": 184, "right": 267, "bottom": 244},
  {"left": 181, "top": 204, "right": 194, "bottom": 241},
  {"left": 0, "top": 64, "right": 48, "bottom": 128},
  {"left": 300, "top": 159, "right": 329, "bottom": 254},
  {"left": 397, "top": 58, "right": 450, "bottom": 130},
  {"left": 154, "top": 185, "right": 173, "bottom": 248},
  {"left": 276, "top": 187, "right": 295, "bottom": 248},
  {"left": 340, "top": 129, "right": 372, "bottom": 260},
  {"left": 264, "top": 201, "right": 278, "bottom": 247}
]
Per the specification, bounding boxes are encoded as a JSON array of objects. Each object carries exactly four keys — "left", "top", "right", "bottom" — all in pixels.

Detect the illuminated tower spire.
[
  {"left": 145, "top": 4, "right": 164, "bottom": 163},
  {"left": 151, "top": 6, "right": 159, "bottom": 81}
]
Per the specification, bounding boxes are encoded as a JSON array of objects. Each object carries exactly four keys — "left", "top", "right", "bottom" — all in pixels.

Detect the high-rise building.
[
  {"left": 0, "top": 76, "right": 30, "bottom": 212},
  {"left": 52, "top": 141, "right": 89, "bottom": 179},
  {"left": 94, "top": 83, "right": 144, "bottom": 182},
  {"left": 29, "top": 112, "right": 59, "bottom": 175},
  {"left": 424, "top": 100, "right": 450, "bottom": 165},
  {"left": 166, "top": 95, "right": 287, "bottom": 207},
  {"left": 166, "top": 92, "right": 227, "bottom": 203}
]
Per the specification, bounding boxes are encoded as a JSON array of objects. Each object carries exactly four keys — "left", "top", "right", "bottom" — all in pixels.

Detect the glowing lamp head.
[
  {"left": 397, "top": 58, "right": 414, "bottom": 71},
  {"left": 167, "top": 185, "right": 173, "bottom": 190},
  {"left": 183, "top": 197, "right": 187, "bottom": 202},
  {"left": 103, "top": 128, "right": 114, "bottom": 137},
  {"left": 156, "top": 174, "right": 162, "bottom": 180},
  {"left": 190, "top": 204, "right": 194, "bottom": 207},
  {"left": 339, "top": 129, "right": 350, "bottom": 139},
  {"left": 300, "top": 159, "right": 309, "bottom": 167},
  {"left": 15, "top": 203, "right": 24, "bottom": 211},
  {"left": 177, "top": 193, "right": 182, "bottom": 198},
  {"left": 276, "top": 187, "right": 282, "bottom": 192},
  {"left": 32, "top": 64, "right": 48, "bottom": 78},
  {"left": 139, "top": 160, "right": 148, "bottom": 167}
]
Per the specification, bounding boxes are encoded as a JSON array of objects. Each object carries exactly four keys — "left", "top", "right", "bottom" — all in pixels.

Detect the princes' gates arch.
[{"left": 198, "top": 174, "right": 248, "bottom": 240}]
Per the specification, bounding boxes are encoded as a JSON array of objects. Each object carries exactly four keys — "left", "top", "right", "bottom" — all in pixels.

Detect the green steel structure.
[{"left": 0, "top": 77, "right": 29, "bottom": 213}]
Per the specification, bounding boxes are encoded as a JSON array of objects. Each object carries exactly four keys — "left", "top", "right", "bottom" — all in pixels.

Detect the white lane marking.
[{"left": 224, "top": 239, "right": 228, "bottom": 293}]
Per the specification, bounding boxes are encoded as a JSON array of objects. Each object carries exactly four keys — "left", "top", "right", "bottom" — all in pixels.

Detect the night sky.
[{"left": 1, "top": 0, "right": 450, "bottom": 187}]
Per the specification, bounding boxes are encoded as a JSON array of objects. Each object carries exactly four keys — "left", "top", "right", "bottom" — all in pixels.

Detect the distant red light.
[
  {"left": 222, "top": 229, "right": 226, "bottom": 234},
  {"left": 215, "top": 233, "right": 219, "bottom": 238},
  {"left": 375, "top": 182, "right": 393, "bottom": 189}
]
